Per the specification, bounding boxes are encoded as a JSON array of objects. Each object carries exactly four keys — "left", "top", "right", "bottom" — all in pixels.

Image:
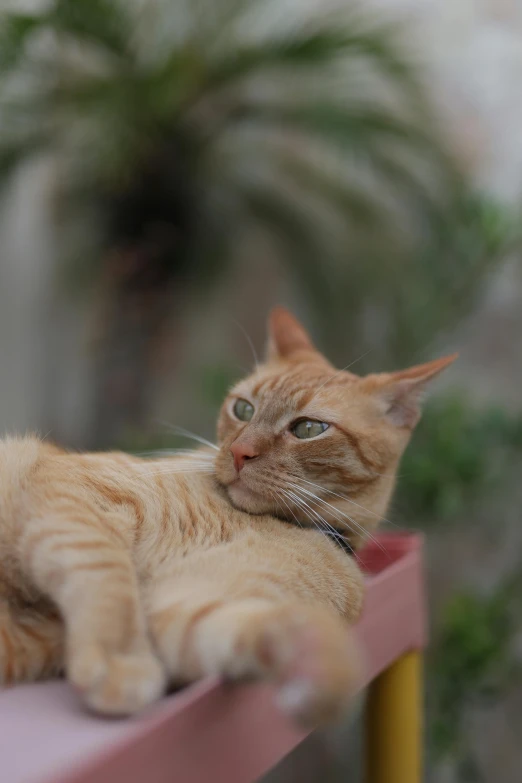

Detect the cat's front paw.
[
  {"left": 270, "top": 617, "right": 361, "bottom": 726},
  {"left": 68, "top": 644, "right": 166, "bottom": 716},
  {"left": 197, "top": 601, "right": 362, "bottom": 727}
]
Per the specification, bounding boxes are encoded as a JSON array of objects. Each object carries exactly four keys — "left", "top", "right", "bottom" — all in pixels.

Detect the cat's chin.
[{"left": 226, "top": 480, "right": 272, "bottom": 515}]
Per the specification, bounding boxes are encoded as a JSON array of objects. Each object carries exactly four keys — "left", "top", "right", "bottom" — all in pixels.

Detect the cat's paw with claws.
[{"left": 193, "top": 601, "right": 362, "bottom": 727}]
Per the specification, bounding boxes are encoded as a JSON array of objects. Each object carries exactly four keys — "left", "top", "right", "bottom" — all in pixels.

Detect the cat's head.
[{"left": 214, "top": 308, "right": 456, "bottom": 547}]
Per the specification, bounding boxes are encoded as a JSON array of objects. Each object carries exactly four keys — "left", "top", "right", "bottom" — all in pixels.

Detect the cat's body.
[{"left": 0, "top": 309, "right": 455, "bottom": 724}]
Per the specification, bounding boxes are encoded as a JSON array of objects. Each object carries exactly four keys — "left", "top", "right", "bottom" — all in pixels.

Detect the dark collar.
[
  {"left": 325, "top": 530, "right": 356, "bottom": 556},
  {"left": 279, "top": 517, "right": 355, "bottom": 556}
]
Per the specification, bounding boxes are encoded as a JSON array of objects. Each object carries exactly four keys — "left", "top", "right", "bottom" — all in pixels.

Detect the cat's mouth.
[
  {"left": 225, "top": 477, "right": 271, "bottom": 514},
  {"left": 215, "top": 452, "right": 275, "bottom": 514}
]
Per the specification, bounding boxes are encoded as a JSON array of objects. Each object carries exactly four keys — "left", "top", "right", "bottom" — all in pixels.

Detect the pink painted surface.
[{"left": 0, "top": 533, "right": 425, "bottom": 783}]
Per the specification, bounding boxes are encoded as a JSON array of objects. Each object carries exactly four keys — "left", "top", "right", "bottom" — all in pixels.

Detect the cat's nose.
[{"left": 230, "top": 441, "right": 259, "bottom": 473}]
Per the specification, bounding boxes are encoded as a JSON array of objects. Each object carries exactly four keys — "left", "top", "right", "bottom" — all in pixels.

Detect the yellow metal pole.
[{"left": 365, "top": 650, "right": 423, "bottom": 783}]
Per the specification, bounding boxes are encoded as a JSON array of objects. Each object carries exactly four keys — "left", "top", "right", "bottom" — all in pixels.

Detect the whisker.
[
  {"left": 269, "top": 487, "right": 297, "bottom": 527},
  {"left": 139, "top": 471, "right": 215, "bottom": 478},
  {"left": 294, "top": 475, "right": 394, "bottom": 527},
  {"left": 155, "top": 422, "right": 219, "bottom": 451},
  {"left": 267, "top": 488, "right": 284, "bottom": 520},
  {"left": 138, "top": 465, "right": 215, "bottom": 477},
  {"left": 137, "top": 448, "right": 215, "bottom": 459},
  {"left": 257, "top": 470, "right": 359, "bottom": 540},
  {"left": 229, "top": 317, "right": 259, "bottom": 369},
  {"left": 284, "top": 489, "right": 320, "bottom": 527},
  {"left": 282, "top": 490, "right": 325, "bottom": 537},
  {"left": 284, "top": 487, "right": 335, "bottom": 534},
  {"left": 316, "top": 502, "right": 386, "bottom": 555},
  {"left": 287, "top": 481, "right": 388, "bottom": 555},
  {"left": 277, "top": 489, "right": 303, "bottom": 528},
  {"left": 286, "top": 484, "right": 356, "bottom": 540},
  {"left": 283, "top": 487, "right": 347, "bottom": 545},
  {"left": 277, "top": 483, "right": 363, "bottom": 563}
]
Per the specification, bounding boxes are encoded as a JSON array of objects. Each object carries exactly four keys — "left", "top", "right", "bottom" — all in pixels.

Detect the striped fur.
[{"left": 0, "top": 309, "right": 455, "bottom": 724}]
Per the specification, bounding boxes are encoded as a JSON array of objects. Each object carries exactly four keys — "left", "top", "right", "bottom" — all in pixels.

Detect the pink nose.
[{"left": 230, "top": 441, "right": 259, "bottom": 473}]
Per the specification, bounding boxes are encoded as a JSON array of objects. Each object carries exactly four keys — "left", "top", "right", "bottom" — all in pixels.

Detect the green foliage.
[
  {"left": 427, "top": 572, "right": 522, "bottom": 783},
  {"left": 397, "top": 394, "right": 522, "bottom": 522},
  {"left": 382, "top": 196, "right": 519, "bottom": 366},
  {"left": 396, "top": 394, "right": 522, "bottom": 779},
  {"left": 430, "top": 590, "right": 514, "bottom": 757}
]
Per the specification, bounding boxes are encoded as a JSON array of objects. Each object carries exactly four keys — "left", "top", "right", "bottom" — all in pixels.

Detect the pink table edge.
[{"left": 0, "top": 532, "right": 426, "bottom": 783}]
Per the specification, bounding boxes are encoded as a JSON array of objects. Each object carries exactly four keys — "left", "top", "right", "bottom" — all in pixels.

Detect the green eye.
[
  {"left": 292, "top": 420, "right": 329, "bottom": 439},
  {"left": 233, "top": 398, "right": 255, "bottom": 422}
]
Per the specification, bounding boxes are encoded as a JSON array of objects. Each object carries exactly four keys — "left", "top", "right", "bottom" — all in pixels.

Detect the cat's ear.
[
  {"left": 366, "top": 354, "right": 458, "bottom": 429},
  {"left": 266, "top": 307, "right": 316, "bottom": 360}
]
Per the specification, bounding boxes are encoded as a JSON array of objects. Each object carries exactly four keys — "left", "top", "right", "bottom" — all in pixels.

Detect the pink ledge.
[{"left": 0, "top": 533, "right": 425, "bottom": 783}]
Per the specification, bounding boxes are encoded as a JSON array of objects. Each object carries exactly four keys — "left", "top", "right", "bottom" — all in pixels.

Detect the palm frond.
[
  {"left": 200, "top": 23, "right": 424, "bottom": 106},
  {"left": 278, "top": 154, "right": 388, "bottom": 229},
  {"left": 49, "top": 0, "right": 132, "bottom": 59},
  {"left": 0, "top": 0, "right": 507, "bottom": 369},
  {"left": 0, "top": 133, "right": 53, "bottom": 184},
  {"left": 0, "top": 12, "right": 42, "bottom": 73},
  {"left": 240, "top": 184, "right": 340, "bottom": 313}
]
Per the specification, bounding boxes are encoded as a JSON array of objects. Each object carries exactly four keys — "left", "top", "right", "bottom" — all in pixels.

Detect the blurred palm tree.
[{"left": 0, "top": 0, "right": 507, "bottom": 446}]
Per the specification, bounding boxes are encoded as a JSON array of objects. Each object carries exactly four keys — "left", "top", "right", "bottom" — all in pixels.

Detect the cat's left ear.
[
  {"left": 366, "top": 354, "right": 458, "bottom": 429},
  {"left": 266, "top": 307, "right": 317, "bottom": 361}
]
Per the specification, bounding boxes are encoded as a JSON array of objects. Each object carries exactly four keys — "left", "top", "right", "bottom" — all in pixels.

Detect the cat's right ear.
[
  {"left": 364, "top": 354, "right": 458, "bottom": 429},
  {"left": 266, "top": 307, "right": 316, "bottom": 361}
]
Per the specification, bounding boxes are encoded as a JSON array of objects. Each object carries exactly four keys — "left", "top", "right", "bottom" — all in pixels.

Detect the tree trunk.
[{"left": 89, "top": 245, "right": 178, "bottom": 450}]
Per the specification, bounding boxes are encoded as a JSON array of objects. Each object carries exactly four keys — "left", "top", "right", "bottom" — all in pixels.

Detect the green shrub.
[{"left": 397, "top": 394, "right": 522, "bottom": 523}]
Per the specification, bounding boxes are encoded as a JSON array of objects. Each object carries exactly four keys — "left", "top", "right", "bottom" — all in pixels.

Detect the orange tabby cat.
[{"left": 0, "top": 308, "right": 455, "bottom": 725}]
